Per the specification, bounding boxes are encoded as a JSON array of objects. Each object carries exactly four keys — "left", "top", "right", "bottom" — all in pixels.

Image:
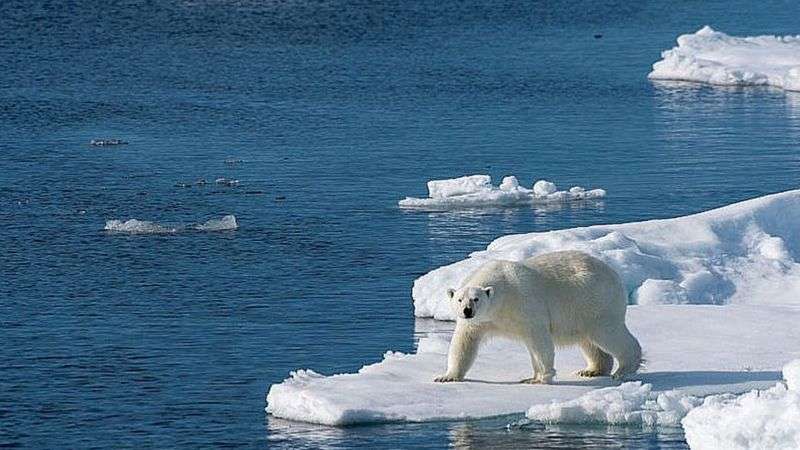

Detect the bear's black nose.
[{"left": 463, "top": 307, "right": 473, "bottom": 318}]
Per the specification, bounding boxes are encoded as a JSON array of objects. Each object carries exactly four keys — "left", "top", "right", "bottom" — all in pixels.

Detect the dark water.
[{"left": 2, "top": 0, "right": 800, "bottom": 447}]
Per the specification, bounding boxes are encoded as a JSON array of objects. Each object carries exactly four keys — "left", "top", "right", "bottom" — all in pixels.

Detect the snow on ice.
[{"left": 413, "top": 189, "right": 800, "bottom": 320}]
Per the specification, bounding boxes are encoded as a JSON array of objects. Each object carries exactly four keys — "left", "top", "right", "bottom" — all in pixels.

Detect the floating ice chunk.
[
  {"left": 427, "top": 175, "right": 492, "bottom": 199},
  {"left": 215, "top": 177, "right": 240, "bottom": 187},
  {"left": 682, "top": 373, "right": 800, "bottom": 450},
  {"left": 399, "top": 175, "right": 605, "bottom": 209},
  {"left": 90, "top": 138, "right": 128, "bottom": 146},
  {"left": 104, "top": 219, "right": 175, "bottom": 234},
  {"left": 526, "top": 382, "right": 702, "bottom": 427},
  {"left": 195, "top": 214, "right": 238, "bottom": 231},
  {"left": 649, "top": 26, "right": 800, "bottom": 91},
  {"left": 533, "top": 179, "right": 557, "bottom": 196},
  {"left": 105, "top": 215, "right": 238, "bottom": 234},
  {"left": 412, "top": 189, "right": 800, "bottom": 319}
]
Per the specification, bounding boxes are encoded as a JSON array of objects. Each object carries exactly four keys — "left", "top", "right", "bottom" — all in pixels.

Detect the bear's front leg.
[{"left": 434, "top": 321, "right": 482, "bottom": 382}]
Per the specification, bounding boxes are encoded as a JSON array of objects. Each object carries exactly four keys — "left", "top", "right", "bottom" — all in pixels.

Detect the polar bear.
[{"left": 434, "top": 251, "right": 642, "bottom": 384}]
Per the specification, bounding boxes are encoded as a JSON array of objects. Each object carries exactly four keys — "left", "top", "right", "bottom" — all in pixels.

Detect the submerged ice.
[
  {"left": 649, "top": 26, "right": 800, "bottom": 91},
  {"left": 398, "top": 175, "right": 605, "bottom": 209},
  {"left": 104, "top": 215, "right": 238, "bottom": 234},
  {"left": 194, "top": 214, "right": 238, "bottom": 231}
]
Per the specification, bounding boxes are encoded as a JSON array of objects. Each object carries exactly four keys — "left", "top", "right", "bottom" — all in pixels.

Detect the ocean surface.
[{"left": 2, "top": 0, "right": 800, "bottom": 447}]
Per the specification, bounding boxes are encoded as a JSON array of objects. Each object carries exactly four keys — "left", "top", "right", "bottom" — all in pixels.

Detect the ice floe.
[
  {"left": 266, "top": 305, "right": 800, "bottom": 425},
  {"left": 682, "top": 360, "right": 800, "bottom": 450},
  {"left": 522, "top": 358, "right": 800, "bottom": 449},
  {"left": 104, "top": 215, "right": 238, "bottom": 234},
  {"left": 413, "top": 190, "right": 800, "bottom": 320},
  {"left": 398, "top": 175, "right": 605, "bottom": 209},
  {"left": 649, "top": 26, "right": 800, "bottom": 91},
  {"left": 525, "top": 381, "right": 702, "bottom": 427},
  {"left": 268, "top": 191, "right": 800, "bottom": 428}
]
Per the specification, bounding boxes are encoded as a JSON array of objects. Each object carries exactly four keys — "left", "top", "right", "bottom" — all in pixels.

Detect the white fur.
[{"left": 434, "top": 251, "right": 642, "bottom": 384}]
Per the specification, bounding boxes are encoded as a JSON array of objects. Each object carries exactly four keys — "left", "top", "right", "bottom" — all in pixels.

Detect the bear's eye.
[
  {"left": 457, "top": 299, "right": 462, "bottom": 303},
  {"left": 473, "top": 298, "right": 479, "bottom": 302}
]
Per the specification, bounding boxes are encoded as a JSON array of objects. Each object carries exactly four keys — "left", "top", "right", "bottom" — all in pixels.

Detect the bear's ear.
[
  {"left": 483, "top": 286, "right": 494, "bottom": 298},
  {"left": 446, "top": 288, "right": 455, "bottom": 299}
]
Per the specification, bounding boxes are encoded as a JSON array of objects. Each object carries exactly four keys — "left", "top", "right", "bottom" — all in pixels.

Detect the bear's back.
[{"left": 523, "top": 251, "right": 628, "bottom": 336}]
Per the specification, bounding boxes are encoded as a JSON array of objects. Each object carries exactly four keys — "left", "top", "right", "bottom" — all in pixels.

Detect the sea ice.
[
  {"left": 268, "top": 190, "right": 800, "bottom": 427},
  {"left": 649, "top": 26, "right": 800, "bottom": 91},
  {"left": 266, "top": 305, "right": 800, "bottom": 426},
  {"left": 682, "top": 359, "right": 800, "bottom": 450},
  {"left": 195, "top": 214, "right": 238, "bottom": 231},
  {"left": 525, "top": 381, "right": 702, "bottom": 427},
  {"left": 104, "top": 218, "right": 176, "bottom": 234},
  {"left": 523, "top": 359, "right": 800, "bottom": 449},
  {"left": 413, "top": 189, "right": 800, "bottom": 320},
  {"left": 215, "top": 177, "right": 240, "bottom": 187},
  {"left": 104, "top": 215, "right": 238, "bottom": 234},
  {"left": 90, "top": 138, "right": 128, "bottom": 146},
  {"left": 532, "top": 180, "right": 557, "bottom": 196},
  {"left": 399, "top": 175, "right": 605, "bottom": 209},
  {"left": 427, "top": 175, "right": 492, "bottom": 199}
]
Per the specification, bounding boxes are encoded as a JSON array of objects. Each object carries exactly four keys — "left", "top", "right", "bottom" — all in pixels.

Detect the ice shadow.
[
  {"left": 638, "top": 370, "right": 780, "bottom": 391},
  {"left": 462, "top": 370, "right": 780, "bottom": 390}
]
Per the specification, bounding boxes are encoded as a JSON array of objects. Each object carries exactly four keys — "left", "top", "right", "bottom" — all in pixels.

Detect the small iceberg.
[
  {"left": 90, "top": 139, "right": 128, "bottom": 146},
  {"left": 104, "top": 215, "right": 238, "bottom": 234},
  {"left": 649, "top": 26, "right": 800, "bottom": 91},
  {"left": 398, "top": 175, "right": 605, "bottom": 209}
]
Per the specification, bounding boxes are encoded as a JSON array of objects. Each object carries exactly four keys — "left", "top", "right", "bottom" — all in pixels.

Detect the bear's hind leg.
[
  {"left": 576, "top": 340, "right": 613, "bottom": 377},
  {"left": 588, "top": 325, "right": 642, "bottom": 380}
]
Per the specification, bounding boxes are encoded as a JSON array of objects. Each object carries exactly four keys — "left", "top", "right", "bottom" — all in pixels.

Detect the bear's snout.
[{"left": 463, "top": 307, "right": 474, "bottom": 318}]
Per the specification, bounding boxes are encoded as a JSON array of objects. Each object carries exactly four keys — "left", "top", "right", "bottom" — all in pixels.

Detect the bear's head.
[{"left": 446, "top": 286, "right": 494, "bottom": 321}]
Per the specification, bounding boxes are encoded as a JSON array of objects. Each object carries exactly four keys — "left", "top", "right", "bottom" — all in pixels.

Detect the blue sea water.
[{"left": 2, "top": 0, "right": 800, "bottom": 447}]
